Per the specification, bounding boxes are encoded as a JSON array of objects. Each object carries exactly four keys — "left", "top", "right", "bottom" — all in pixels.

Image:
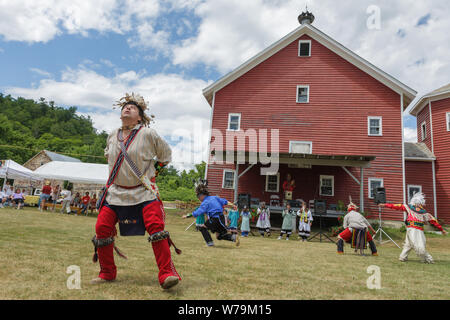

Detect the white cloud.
[
  {"left": 172, "top": 0, "right": 301, "bottom": 73},
  {"left": 30, "top": 68, "right": 52, "bottom": 78},
  {"left": 0, "top": 0, "right": 160, "bottom": 43},
  {"left": 404, "top": 127, "right": 417, "bottom": 143}
]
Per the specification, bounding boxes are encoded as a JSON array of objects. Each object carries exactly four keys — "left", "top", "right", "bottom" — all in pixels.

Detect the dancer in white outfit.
[
  {"left": 380, "top": 192, "right": 447, "bottom": 263},
  {"left": 256, "top": 202, "right": 271, "bottom": 237}
]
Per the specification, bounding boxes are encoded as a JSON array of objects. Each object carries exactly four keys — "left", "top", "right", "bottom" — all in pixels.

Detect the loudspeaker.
[
  {"left": 284, "top": 191, "right": 292, "bottom": 200},
  {"left": 238, "top": 193, "right": 251, "bottom": 209},
  {"left": 374, "top": 187, "right": 386, "bottom": 204},
  {"left": 314, "top": 199, "right": 327, "bottom": 215},
  {"left": 288, "top": 200, "right": 302, "bottom": 208}
]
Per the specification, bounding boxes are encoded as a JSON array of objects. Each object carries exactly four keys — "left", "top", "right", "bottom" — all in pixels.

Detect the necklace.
[
  {"left": 121, "top": 124, "right": 137, "bottom": 131},
  {"left": 117, "top": 129, "right": 131, "bottom": 143},
  {"left": 118, "top": 123, "right": 140, "bottom": 142}
]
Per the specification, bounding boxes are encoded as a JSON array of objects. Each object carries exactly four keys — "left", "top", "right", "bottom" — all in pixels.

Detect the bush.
[{"left": 159, "top": 186, "right": 197, "bottom": 202}]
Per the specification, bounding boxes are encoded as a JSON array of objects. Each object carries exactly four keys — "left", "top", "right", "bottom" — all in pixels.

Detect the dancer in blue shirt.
[{"left": 184, "top": 184, "right": 240, "bottom": 246}]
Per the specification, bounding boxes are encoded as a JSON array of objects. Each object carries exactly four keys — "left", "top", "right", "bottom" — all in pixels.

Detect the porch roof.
[{"left": 211, "top": 150, "right": 376, "bottom": 168}]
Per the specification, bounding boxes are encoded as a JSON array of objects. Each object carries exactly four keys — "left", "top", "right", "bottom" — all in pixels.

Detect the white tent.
[
  {"left": 0, "top": 159, "right": 41, "bottom": 181},
  {"left": 33, "top": 161, "right": 109, "bottom": 185}
]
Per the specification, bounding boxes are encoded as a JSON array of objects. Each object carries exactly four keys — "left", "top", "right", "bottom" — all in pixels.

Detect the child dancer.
[
  {"left": 278, "top": 203, "right": 296, "bottom": 240},
  {"left": 256, "top": 202, "right": 271, "bottom": 237},
  {"left": 240, "top": 206, "right": 251, "bottom": 237},
  {"left": 297, "top": 201, "right": 313, "bottom": 241},
  {"left": 227, "top": 205, "right": 240, "bottom": 236}
]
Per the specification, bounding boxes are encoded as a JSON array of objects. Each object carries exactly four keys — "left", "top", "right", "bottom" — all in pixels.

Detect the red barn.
[
  {"left": 202, "top": 12, "right": 417, "bottom": 225},
  {"left": 407, "top": 83, "right": 450, "bottom": 224}
]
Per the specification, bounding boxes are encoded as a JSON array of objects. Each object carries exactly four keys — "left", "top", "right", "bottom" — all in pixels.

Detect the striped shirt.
[{"left": 105, "top": 124, "right": 172, "bottom": 206}]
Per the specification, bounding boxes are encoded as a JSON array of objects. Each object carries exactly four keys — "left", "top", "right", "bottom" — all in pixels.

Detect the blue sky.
[{"left": 1, "top": 0, "right": 449, "bottom": 169}]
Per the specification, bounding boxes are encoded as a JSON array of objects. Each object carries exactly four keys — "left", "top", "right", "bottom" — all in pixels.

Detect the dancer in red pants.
[{"left": 91, "top": 93, "right": 181, "bottom": 289}]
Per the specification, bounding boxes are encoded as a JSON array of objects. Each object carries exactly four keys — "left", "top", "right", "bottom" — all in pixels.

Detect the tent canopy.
[
  {"left": 33, "top": 161, "right": 108, "bottom": 185},
  {"left": 0, "top": 160, "right": 41, "bottom": 181}
]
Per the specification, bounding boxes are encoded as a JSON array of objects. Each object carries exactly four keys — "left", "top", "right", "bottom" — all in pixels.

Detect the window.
[
  {"left": 298, "top": 40, "right": 311, "bottom": 57},
  {"left": 222, "top": 170, "right": 235, "bottom": 189},
  {"left": 265, "top": 173, "right": 280, "bottom": 193},
  {"left": 368, "top": 178, "right": 384, "bottom": 199},
  {"left": 407, "top": 185, "right": 422, "bottom": 203},
  {"left": 289, "top": 141, "right": 312, "bottom": 154},
  {"left": 368, "top": 117, "right": 382, "bottom": 136},
  {"left": 228, "top": 113, "right": 241, "bottom": 131},
  {"left": 319, "top": 175, "right": 334, "bottom": 196},
  {"left": 447, "top": 112, "right": 450, "bottom": 132},
  {"left": 421, "top": 121, "right": 427, "bottom": 141},
  {"left": 296, "top": 85, "right": 309, "bottom": 103}
]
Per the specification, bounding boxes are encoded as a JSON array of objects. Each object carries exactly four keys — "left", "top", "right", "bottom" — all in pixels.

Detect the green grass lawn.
[{"left": 0, "top": 206, "right": 449, "bottom": 300}]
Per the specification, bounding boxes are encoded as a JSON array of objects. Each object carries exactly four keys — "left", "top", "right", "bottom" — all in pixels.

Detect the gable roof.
[
  {"left": 202, "top": 23, "right": 417, "bottom": 107},
  {"left": 408, "top": 83, "right": 450, "bottom": 116},
  {"left": 404, "top": 142, "right": 435, "bottom": 161},
  {"left": 24, "top": 150, "right": 81, "bottom": 169},
  {"left": 44, "top": 150, "right": 81, "bottom": 162}
]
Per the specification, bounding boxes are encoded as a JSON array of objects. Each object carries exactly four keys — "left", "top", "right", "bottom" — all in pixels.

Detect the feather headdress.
[
  {"left": 113, "top": 92, "right": 155, "bottom": 126},
  {"left": 409, "top": 192, "right": 425, "bottom": 206}
]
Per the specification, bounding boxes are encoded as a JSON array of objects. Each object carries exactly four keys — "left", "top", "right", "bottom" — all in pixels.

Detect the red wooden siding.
[
  {"left": 416, "top": 104, "right": 433, "bottom": 151},
  {"left": 430, "top": 97, "right": 450, "bottom": 223},
  {"left": 207, "top": 34, "right": 405, "bottom": 221},
  {"left": 405, "top": 160, "right": 435, "bottom": 216}
]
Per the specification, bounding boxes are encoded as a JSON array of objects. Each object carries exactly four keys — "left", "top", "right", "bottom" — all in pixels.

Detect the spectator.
[
  {"left": 51, "top": 185, "right": 60, "bottom": 212},
  {"left": 2, "top": 181, "right": 11, "bottom": 194},
  {"left": 39, "top": 181, "right": 52, "bottom": 211},
  {"left": 12, "top": 188, "right": 25, "bottom": 210},
  {"left": 5, "top": 186, "right": 14, "bottom": 207},
  {"left": 0, "top": 190, "right": 6, "bottom": 208},
  {"left": 72, "top": 192, "right": 81, "bottom": 208},
  {"left": 81, "top": 192, "right": 90, "bottom": 215},
  {"left": 60, "top": 186, "right": 72, "bottom": 214},
  {"left": 89, "top": 193, "right": 98, "bottom": 214}
]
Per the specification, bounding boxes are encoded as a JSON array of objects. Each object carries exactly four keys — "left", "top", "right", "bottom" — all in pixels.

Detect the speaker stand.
[
  {"left": 308, "top": 214, "right": 335, "bottom": 243},
  {"left": 374, "top": 206, "right": 400, "bottom": 248}
]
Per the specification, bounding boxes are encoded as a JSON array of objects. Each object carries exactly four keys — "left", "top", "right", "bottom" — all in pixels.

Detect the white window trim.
[
  {"left": 222, "top": 169, "right": 235, "bottom": 189},
  {"left": 265, "top": 173, "right": 280, "bottom": 193},
  {"left": 227, "top": 113, "right": 241, "bottom": 131},
  {"left": 446, "top": 112, "right": 450, "bottom": 132},
  {"left": 298, "top": 40, "right": 311, "bottom": 57},
  {"left": 421, "top": 121, "right": 427, "bottom": 141},
  {"left": 289, "top": 141, "right": 313, "bottom": 154},
  {"left": 407, "top": 185, "right": 422, "bottom": 203},
  {"left": 368, "top": 178, "right": 384, "bottom": 199},
  {"left": 319, "top": 175, "right": 334, "bottom": 197},
  {"left": 296, "top": 85, "right": 310, "bottom": 103},
  {"left": 368, "top": 116, "right": 383, "bottom": 136}
]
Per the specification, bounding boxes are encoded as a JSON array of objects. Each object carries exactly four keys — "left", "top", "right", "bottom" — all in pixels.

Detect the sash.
[
  {"left": 118, "top": 132, "right": 160, "bottom": 201},
  {"left": 97, "top": 126, "right": 143, "bottom": 211}
]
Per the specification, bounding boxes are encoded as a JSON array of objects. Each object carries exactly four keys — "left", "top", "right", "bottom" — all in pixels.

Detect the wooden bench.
[{"left": 41, "top": 203, "right": 98, "bottom": 216}]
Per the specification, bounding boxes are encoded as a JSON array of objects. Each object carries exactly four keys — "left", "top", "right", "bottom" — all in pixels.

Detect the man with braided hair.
[
  {"left": 91, "top": 93, "right": 181, "bottom": 289},
  {"left": 379, "top": 192, "right": 447, "bottom": 263},
  {"left": 184, "top": 184, "right": 240, "bottom": 246}
]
